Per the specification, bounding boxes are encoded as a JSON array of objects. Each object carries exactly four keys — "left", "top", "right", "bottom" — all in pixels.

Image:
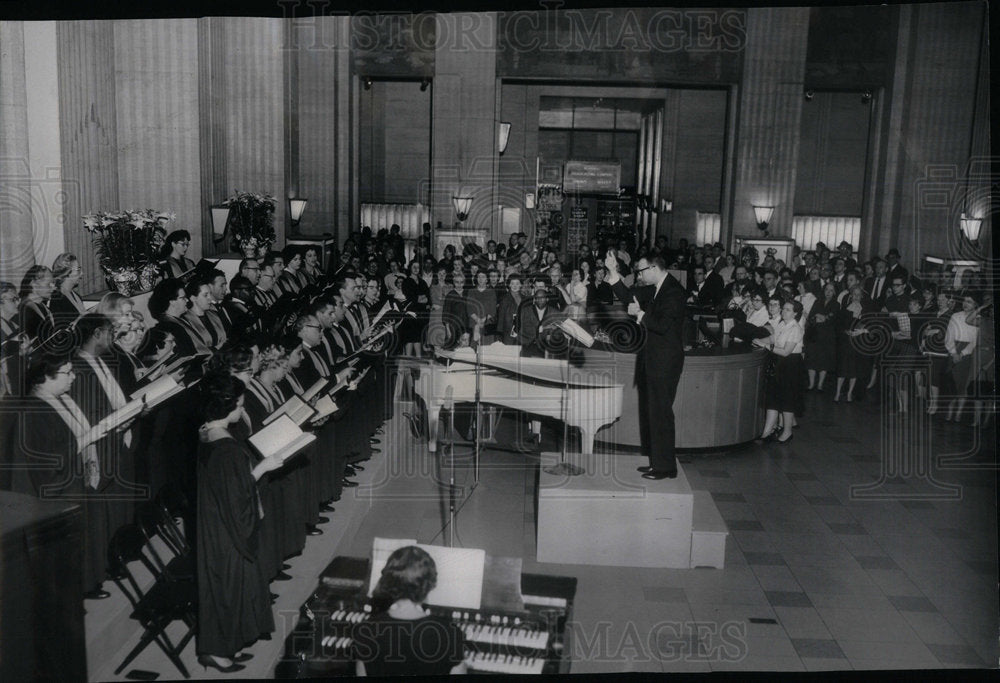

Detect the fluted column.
[
  {"left": 431, "top": 12, "right": 498, "bottom": 233},
  {"left": 219, "top": 18, "right": 287, "bottom": 247},
  {"left": 731, "top": 7, "right": 810, "bottom": 238},
  {"left": 113, "top": 19, "right": 201, "bottom": 255},
  {"left": 0, "top": 21, "right": 35, "bottom": 281},
  {"left": 58, "top": 20, "right": 121, "bottom": 294}
]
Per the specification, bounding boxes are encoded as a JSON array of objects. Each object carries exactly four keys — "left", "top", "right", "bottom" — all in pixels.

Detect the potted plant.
[
  {"left": 83, "top": 209, "right": 172, "bottom": 294},
  {"left": 224, "top": 190, "right": 276, "bottom": 257}
]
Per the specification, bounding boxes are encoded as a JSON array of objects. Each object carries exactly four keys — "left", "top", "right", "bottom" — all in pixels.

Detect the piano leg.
[{"left": 579, "top": 427, "right": 594, "bottom": 456}]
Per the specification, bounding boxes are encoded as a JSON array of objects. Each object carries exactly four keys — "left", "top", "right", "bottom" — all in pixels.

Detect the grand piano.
[{"left": 411, "top": 344, "right": 625, "bottom": 455}]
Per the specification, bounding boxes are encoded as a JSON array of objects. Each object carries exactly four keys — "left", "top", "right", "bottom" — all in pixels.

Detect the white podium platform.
[{"left": 536, "top": 452, "right": 727, "bottom": 569}]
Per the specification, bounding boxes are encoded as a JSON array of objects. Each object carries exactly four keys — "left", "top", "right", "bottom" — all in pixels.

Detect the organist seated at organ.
[{"left": 351, "top": 546, "right": 467, "bottom": 677}]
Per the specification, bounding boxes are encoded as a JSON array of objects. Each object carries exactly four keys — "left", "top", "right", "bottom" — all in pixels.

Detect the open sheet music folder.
[
  {"left": 249, "top": 414, "right": 316, "bottom": 463},
  {"left": 262, "top": 394, "right": 317, "bottom": 427},
  {"left": 129, "top": 374, "right": 185, "bottom": 407}
]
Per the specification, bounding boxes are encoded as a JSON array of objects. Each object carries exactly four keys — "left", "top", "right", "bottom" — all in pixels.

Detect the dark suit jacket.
[
  {"left": 688, "top": 274, "right": 724, "bottom": 308},
  {"left": 862, "top": 276, "right": 889, "bottom": 307},
  {"left": 609, "top": 273, "right": 686, "bottom": 378},
  {"left": 518, "top": 304, "right": 563, "bottom": 356},
  {"left": 222, "top": 296, "right": 259, "bottom": 334}
]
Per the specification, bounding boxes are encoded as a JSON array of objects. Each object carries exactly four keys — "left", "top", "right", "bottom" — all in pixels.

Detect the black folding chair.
[{"left": 108, "top": 524, "right": 197, "bottom": 679}]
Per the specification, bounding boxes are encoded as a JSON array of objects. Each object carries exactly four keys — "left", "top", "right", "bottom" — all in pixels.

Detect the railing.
[
  {"left": 359, "top": 203, "right": 429, "bottom": 239},
  {"left": 791, "top": 215, "right": 861, "bottom": 254}
]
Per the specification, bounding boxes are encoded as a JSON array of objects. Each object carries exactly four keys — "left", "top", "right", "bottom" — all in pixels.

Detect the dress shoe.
[
  {"left": 342, "top": 478, "right": 359, "bottom": 488},
  {"left": 641, "top": 470, "right": 678, "bottom": 480},
  {"left": 306, "top": 525, "right": 323, "bottom": 536},
  {"left": 274, "top": 571, "right": 293, "bottom": 581},
  {"left": 84, "top": 587, "right": 111, "bottom": 600},
  {"left": 351, "top": 463, "right": 365, "bottom": 472},
  {"left": 106, "top": 566, "right": 127, "bottom": 581},
  {"left": 637, "top": 465, "right": 654, "bottom": 473},
  {"left": 316, "top": 515, "right": 330, "bottom": 524},
  {"left": 777, "top": 433, "right": 794, "bottom": 444},
  {"left": 369, "top": 438, "right": 380, "bottom": 445},
  {"left": 281, "top": 563, "right": 292, "bottom": 570},
  {"left": 232, "top": 653, "right": 253, "bottom": 663},
  {"left": 319, "top": 503, "right": 336, "bottom": 512},
  {"left": 754, "top": 429, "right": 777, "bottom": 444},
  {"left": 198, "top": 655, "right": 245, "bottom": 674}
]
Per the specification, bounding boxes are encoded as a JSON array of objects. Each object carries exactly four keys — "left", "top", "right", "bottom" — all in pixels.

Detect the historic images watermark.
[
  {"left": 277, "top": 3, "right": 747, "bottom": 56},
  {"left": 849, "top": 159, "right": 996, "bottom": 502}
]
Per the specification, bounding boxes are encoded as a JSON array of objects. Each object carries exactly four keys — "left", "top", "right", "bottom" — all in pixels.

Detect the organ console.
[
  {"left": 412, "top": 344, "right": 624, "bottom": 455},
  {"left": 276, "top": 555, "right": 577, "bottom": 677}
]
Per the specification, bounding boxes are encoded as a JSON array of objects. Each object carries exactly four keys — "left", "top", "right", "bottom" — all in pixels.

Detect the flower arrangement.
[
  {"left": 224, "top": 190, "right": 276, "bottom": 256},
  {"left": 83, "top": 209, "right": 173, "bottom": 294}
]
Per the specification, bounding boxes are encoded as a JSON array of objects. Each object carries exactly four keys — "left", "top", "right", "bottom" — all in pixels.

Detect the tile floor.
[{"left": 92, "top": 390, "right": 998, "bottom": 676}]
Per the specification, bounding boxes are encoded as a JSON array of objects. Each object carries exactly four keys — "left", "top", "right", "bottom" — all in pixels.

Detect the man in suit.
[
  {"left": 518, "top": 286, "right": 563, "bottom": 358},
  {"left": 837, "top": 241, "right": 858, "bottom": 272},
  {"left": 885, "top": 247, "right": 908, "bottom": 283},
  {"left": 224, "top": 275, "right": 260, "bottom": 333},
  {"left": 830, "top": 257, "right": 849, "bottom": 293},
  {"left": 864, "top": 258, "right": 889, "bottom": 307},
  {"left": 687, "top": 265, "right": 723, "bottom": 309},
  {"left": 206, "top": 269, "right": 233, "bottom": 334},
  {"left": 604, "top": 252, "right": 686, "bottom": 480}
]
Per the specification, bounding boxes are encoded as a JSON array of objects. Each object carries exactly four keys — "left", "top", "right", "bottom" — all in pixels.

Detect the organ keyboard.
[
  {"left": 276, "top": 556, "right": 577, "bottom": 677},
  {"left": 413, "top": 346, "right": 624, "bottom": 455}
]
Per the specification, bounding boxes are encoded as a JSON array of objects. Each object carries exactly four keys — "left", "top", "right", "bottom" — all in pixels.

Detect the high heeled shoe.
[
  {"left": 232, "top": 652, "right": 253, "bottom": 663},
  {"left": 777, "top": 432, "right": 794, "bottom": 444},
  {"left": 755, "top": 429, "right": 777, "bottom": 444},
  {"left": 197, "top": 655, "right": 245, "bottom": 673}
]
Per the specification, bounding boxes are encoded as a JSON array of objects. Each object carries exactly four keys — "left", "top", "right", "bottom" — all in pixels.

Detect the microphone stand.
[{"left": 472, "top": 338, "right": 482, "bottom": 486}]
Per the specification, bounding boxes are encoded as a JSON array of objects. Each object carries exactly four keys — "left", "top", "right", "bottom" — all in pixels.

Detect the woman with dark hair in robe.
[
  {"left": 195, "top": 371, "right": 280, "bottom": 672},
  {"left": 160, "top": 230, "right": 196, "bottom": 278}
]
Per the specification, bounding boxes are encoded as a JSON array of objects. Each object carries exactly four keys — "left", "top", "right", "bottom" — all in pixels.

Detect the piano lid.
[{"left": 437, "top": 346, "right": 622, "bottom": 388}]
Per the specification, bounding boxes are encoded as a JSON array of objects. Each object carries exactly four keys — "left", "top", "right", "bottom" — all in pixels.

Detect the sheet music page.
[
  {"left": 263, "top": 395, "right": 314, "bottom": 426},
  {"left": 303, "top": 378, "right": 327, "bottom": 402},
  {"left": 371, "top": 301, "right": 392, "bottom": 326},
  {"left": 95, "top": 398, "right": 144, "bottom": 434},
  {"left": 367, "top": 538, "right": 486, "bottom": 610},
  {"left": 250, "top": 414, "right": 311, "bottom": 460},
  {"left": 312, "top": 394, "right": 338, "bottom": 419},
  {"left": 130, "top": 374, "right": 179, "bottom": 404},
  {"left": 558, "top": 318, "right": 595, "bottom": 347}
]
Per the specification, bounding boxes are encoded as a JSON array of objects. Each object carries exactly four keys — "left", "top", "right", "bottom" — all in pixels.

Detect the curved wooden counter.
[{"left": 585, "top": 346, "right": 768, "bottom": 450}]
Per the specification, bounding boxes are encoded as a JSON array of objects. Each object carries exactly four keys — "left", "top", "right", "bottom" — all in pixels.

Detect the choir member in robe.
[{"left": 195, "top": 372, "right": 279, "bottom": 672}]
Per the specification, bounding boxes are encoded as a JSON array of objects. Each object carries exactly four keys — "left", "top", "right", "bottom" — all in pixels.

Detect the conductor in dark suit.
[{"left": 605, "top": 252, "right": 686, "bottom": 480}]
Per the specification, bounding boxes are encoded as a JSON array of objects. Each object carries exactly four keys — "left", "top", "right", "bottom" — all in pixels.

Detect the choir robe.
[
  {"left": 152, "top": 316, "right": 199, "bottom": 358},
  {"left": 243, "top": 378, "right": 304, "bottom": 575},
  {"left": 285, "top": 356, "right": 332, "bottom": 523},
  {"left": 19, "top": 299, "right": 55, "bottom": 346},
  {"left": 280, "top": 370, "right": 346, "bottom": 509},
  {"left": 0, "top": 395, "right": 109, "bottom": 592},
  {"left": 195, "top": 437, "right": 274, "bottom": 658},
  {"left": 48, "top": 289, "right": 87, "bottom": 330},
  {"left": 180, "top": 310, "right": 225, "bottom": 352},
  {"left": 69, "top": 353, "right": 143, "bottom": 537}
]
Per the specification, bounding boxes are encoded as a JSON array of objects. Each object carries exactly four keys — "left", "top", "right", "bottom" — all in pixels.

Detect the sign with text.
[{"left": 563, "top": 160, "right": 621, "bottom": 194}]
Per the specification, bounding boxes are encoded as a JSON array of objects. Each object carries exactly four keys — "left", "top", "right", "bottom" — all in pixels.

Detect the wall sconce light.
[
  {"left": 362, "top": 77, "right": 372, "bottom": 90},
  {"left": 753, "top": 205, "right": 774, "bottom": 236},
  {"left": 960, "top": 212, "right": 982, "bottom": 243},
  {"left": 804, "top": 89, "right": 815, "bottom": 101},
  {"left": 420, "top": 79, "right": 430, "bottom": 92},
  {"left": 660, "top": 198, "right": 673, "bottom": 213},
  {"left": 452, "top": 196, "right": 473, "bottom": 222},
  {"left": 498, "top": 122, "right": 511, "bottom": 155},
  {"left": 289, "top": 198, "right": 308, "bottom": 229},
  {"left": 211, "top": 204, "right": 232, "bottom": 244},
  {"left": 862, "top": 90, "right": 873, "bottom": 103}
]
